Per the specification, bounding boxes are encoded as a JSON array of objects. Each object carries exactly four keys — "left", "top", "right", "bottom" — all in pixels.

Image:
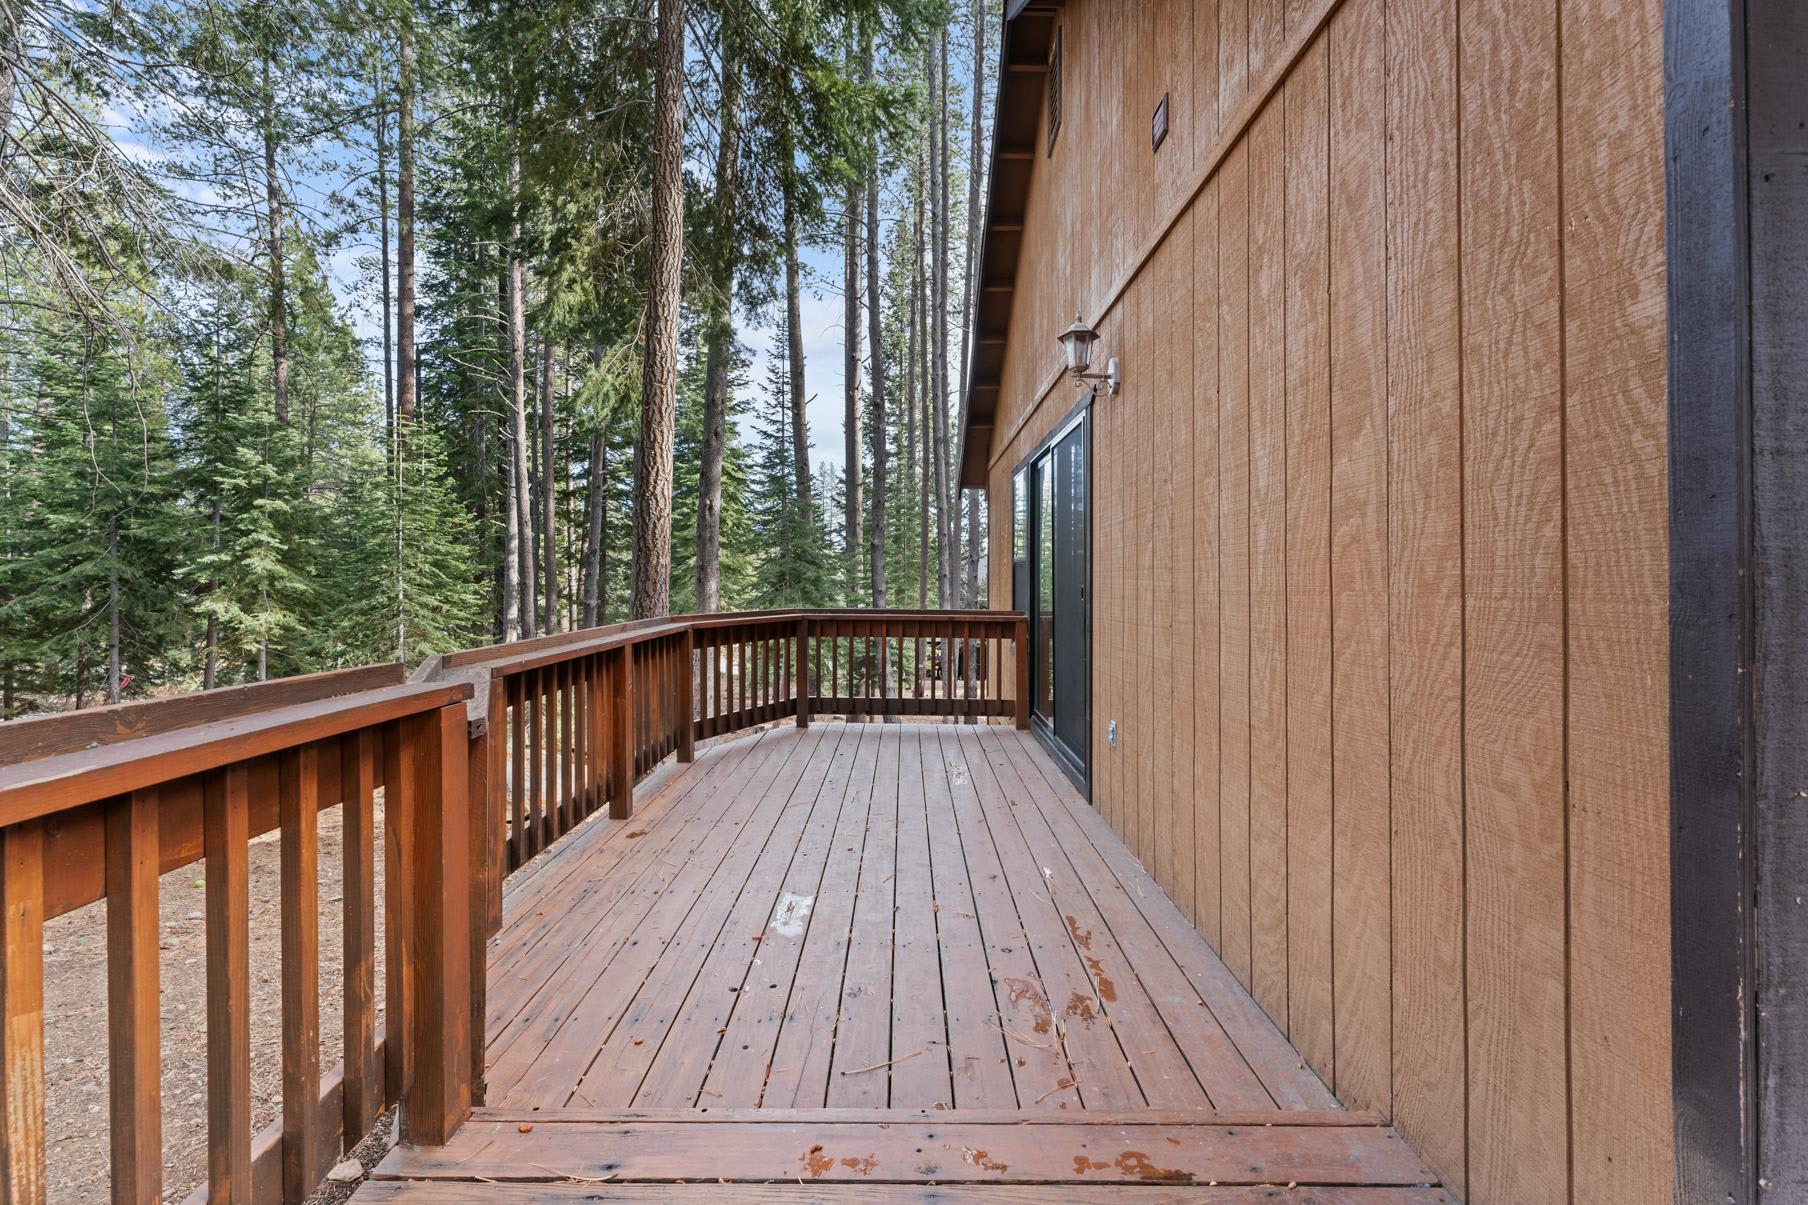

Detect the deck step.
[{"left": 361, "top": 1112, "right": 1441, "bottom": 1193}]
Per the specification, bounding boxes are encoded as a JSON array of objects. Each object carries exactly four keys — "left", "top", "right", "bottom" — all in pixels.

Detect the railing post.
[
  {"left": 1014, "top": 616, "right": 1031, "bottom": 730},
  {"left": 403, "top": 703, "right": 473, "bottom": 1146},
  {"left": 204, "top": 767, "right": 255, "bottom": 1205},
  {"left": 678, "top": 629, "right": 696, "bottom": 763},
  {"left": 483, "top": 680, "right": 506, "bottom": 935},
  {"left": 610, "top": 646, "right": 634, "bottom": 819},
  {"left": 0, "top": 820, "right": 46, "bottom": 1204},
  {"left": 796, "top": 618, "right": 811, "bottom": 729},
  {"left": 106, "top": 790, "right": 161, "bottom": 1204}
]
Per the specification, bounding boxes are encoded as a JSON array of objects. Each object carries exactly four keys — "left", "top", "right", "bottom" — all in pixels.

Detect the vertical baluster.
[
  {"left": 339, "top": 733, "right": 378, "bottom": 1147},
  {"left": 546, "top": 665, "right": 560, "bottom": 841},
  {"left": 1014, "top": 616, "right": 1031, "bottom": 729},
  {"left": 485, "top": 678, "right": 507, "bottom": 922},
  {"left": 708, "top": 637, "right": 720, "bottom": 736},
  {"left": 558, "top": 661, "right": 573, "bottom": 836},
  {"left": 591, "top": 655, "right": 608, "bottom": 813},
  {"left": 570, "top": 659, "right": 582, "bottom": 823},
  {"left": 105, "top": 790, "right": 159, "bottom": 1204},
  {"left": 384, "top": 720, "right": 413, "bottom": 1108},
  {"left": 547, "top": 665, "right": 562, "bottom": 841},
  {"left": 679, "top": 629, "right": 696, "bottom": 761},
  {"left": 633, "top": 646, "right": 644, "bottom": 775},
  {"left": 0, "top": 820, "right": 47, "bottom": 1204},
  {"left": 280, "top": 746, "right": 321, "bottom": 1201},
  {"left": 573, "top": 658, "right": 589, "bottom": 815},
  {"left": 508, "top": 676, "right": 526, "bottom": 870},
  {"left": 659, "top": 640, "right": 669, "bottom": 758},
  {"left": 539, "top": 668, "right": 556, "bottom": 850},
  {"left": 658, "top": 641, "right": 670, "bottom": 757},
  {"left": 611, "top": 645, "right": 635, "bottom": 818},
  {"left": 522, "top": 675, "right": 539, "bottom": 858},
  {"left": 795, "top": 618, "right": 811, "bottom": 728},
  {"left": 748, "top": 630, "right": 759, "bottom": 721}
]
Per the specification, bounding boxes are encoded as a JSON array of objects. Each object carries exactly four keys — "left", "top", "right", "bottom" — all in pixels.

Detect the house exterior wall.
[{"left": 979, "top": 1, "right": 1671, "bottom": 1200}]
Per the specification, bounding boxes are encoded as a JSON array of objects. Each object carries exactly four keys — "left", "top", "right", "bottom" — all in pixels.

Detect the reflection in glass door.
[{"left": 1028, "top": 412, "right": 1089, "bottom": 783}]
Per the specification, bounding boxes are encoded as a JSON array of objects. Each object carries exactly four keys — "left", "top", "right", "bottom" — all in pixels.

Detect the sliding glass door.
[{"left": 1025, "top": 411, "right": 1089, "bottom": 784}]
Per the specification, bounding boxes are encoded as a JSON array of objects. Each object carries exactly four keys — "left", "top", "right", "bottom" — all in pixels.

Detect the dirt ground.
[{"left": 42, "top": 795, "right": 397, "bottom": 1203}]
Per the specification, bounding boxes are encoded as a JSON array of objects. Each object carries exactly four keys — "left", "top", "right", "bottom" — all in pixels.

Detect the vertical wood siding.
[{"left": 981, "top": 0, "right": 1670, "bottom": 1199}]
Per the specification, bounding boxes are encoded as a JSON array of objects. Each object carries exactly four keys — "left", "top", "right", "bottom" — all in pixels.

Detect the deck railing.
[
  {"left": 0, "top": 608, "right": 1024, "bottom": 1203},
  {"left": 0, "top": 666, "right": 477, "bottom": 1204}
]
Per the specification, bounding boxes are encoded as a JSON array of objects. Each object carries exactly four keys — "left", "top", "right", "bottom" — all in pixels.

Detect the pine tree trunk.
[
  {"left": 0, "top": 0, "right": 16, "bottom": 165},
  {"left": 396, "top": 24, "right": 416, "bottom": 427},
  {"left": 905, "top": 155, "right": 921, "bottom": 610},
  {"left": 784, "top": 181, "right": 811, "bottom": 532},
  {"left": 916, "top": 146, "right": 931, "bottom": 613},
  {"left": 206, "top": 501, "right": 220, "bottom": 688},
  {"left": 965, "top": 489, "right": 981, "bottom": 605},
  {"left": 375, "top": 63, "right": 394, "bottom": 446},
  {"left": 394, "top": 22, "right": 417, "bottom": 661},
  {"left": 631, "top": 0, "right": 686, "bottom": 619},
  {"left": 499, "top": 273, "right": 518, "bottom": 640},
  {"left": 540, "top": 337, "right": 559, "bottom": 631},
  {"left": 582, "top": 427, "right": 606, "bottom": 626},
  {"left": 262, "top": 56, "right": 289, "bottom": 428},
  {"left": 960, "top": 0, "right": 986, "bottom": 411},
  {"left": 842, "top": 179, "right": 863, "bottom": 591},
  {"left": 931, "top": 34, "right": 953, "bottom": 607},
  {"left": 694, "top": 42, "right": 741, "bottom": 615},
  {"left": 864, "top": 32, "right": 886, "bottom": 610},
  {"left": 107, "top": 516, "right": 121, "bottom": 704},
  {"left": 507, "top": 160, "right": 537, "bottom": 637}
]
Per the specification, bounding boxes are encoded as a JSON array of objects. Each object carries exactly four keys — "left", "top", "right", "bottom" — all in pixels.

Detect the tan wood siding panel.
[
  {"left": 1191, "top": 183, "right": 1222, "bottom": 944},
  {"left": 1283, "top": 36, "right": 1335, "bottom": 1084},
  {"left": 1458, "top": 0, "right": 1569, "bottom": 1196},
  {"left": 1557, "top": 0, "right": 1672, "bottom": 1196},
  {"left": 1326, "top": 0, "right": 1392, "bottom": 1117},
  {"left": 1158, "top": 223, "right": 1196, "bottom": 921},
  {"left": 1381, "top": 0, "right": 1466, "bottom": 1189},
  {"left": 1217, "top": 142, "right": 1254, "bottom": 991},
  {"left": 979, "top": 3, "right": 1670, "bottom": 1199},
  {"left": 1246, "top": 99, "right": 1290, "bottom": 1028}
]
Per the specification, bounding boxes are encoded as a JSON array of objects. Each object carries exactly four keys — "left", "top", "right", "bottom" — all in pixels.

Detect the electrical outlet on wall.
[{"left": 1108, "top": 720, "right": 1118, "bottom": 748}]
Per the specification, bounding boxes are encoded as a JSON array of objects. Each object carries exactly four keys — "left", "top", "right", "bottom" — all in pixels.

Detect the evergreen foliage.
[{"left": 0, "top": 0, "right": 997, "bottom": 715}]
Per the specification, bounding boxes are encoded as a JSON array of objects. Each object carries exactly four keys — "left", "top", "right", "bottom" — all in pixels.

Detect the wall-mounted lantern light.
[{"left": 1057, "top": 311, "right": 1121, "bottom": 395}]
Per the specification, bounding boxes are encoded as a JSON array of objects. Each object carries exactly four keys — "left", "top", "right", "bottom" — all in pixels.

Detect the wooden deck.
[{"left": 360, "top": 723, "right": 1445, "bottom": 1199}]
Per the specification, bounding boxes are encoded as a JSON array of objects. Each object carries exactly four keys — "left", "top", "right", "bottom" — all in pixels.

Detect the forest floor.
[{"left": 42, "top": 795, "right": 397, "bottom": 1203}]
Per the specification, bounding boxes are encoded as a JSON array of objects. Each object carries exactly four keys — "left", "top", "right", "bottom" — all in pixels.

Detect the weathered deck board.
[
  {"left": 370, "top": 1113, "right": 1436, "bottom": 1186},
  {"left": 485, "top": 724, "right": 1337, "bottom": 1114},
  {"left": 360, "top": 723, "right": 1440, "bottom": 1199}
]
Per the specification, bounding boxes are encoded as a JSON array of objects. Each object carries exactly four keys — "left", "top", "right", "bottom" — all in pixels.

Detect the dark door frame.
[
  {"left": 1013, "top": 392, "right": 1092, "bottom": 796},
  {"left": 1666, "top": 0, "right": 1808, "bottom": 1199}
]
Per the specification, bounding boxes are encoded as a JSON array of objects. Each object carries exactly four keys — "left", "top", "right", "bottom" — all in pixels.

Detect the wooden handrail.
[
  {"left": 0, "top": 681, "right": 468, "bottom": 829},
  {"left": 0, "top": 680, "right": 474, "bottom": 1204}
]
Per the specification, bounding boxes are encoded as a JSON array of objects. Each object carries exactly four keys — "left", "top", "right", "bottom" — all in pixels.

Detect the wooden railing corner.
[{"left": 402, "top": 702, "right": 475, "bottom": 1147}]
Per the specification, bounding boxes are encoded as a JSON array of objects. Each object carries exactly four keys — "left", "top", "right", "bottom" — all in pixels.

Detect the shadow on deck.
[{"left": 358, "top": 723, "right": 1446, "bottom": 1200}]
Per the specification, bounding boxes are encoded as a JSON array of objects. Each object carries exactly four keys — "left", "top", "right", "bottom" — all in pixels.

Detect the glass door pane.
[{"left": 1034, "top": 452, "right": 1055, "bottom": 724}]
